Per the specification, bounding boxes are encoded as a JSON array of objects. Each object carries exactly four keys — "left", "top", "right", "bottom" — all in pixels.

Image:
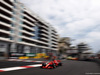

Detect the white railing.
[
  {"left": 0, "top": 29, "right": 11, "bottom": 35},
  {"left": 41, "top": 38, "right": 48, "bottom": 41},
  {"left": 24, "top": 14, "right": 36, "bottom": 22},
  {"left": 18, "top": 42, "right": 36, "bottom": 46},
  {"left": 22, "top": 24, "right": 35, "bottom": 31},
  {"left": 21, "top": 30, "right": 34, "bottom": 36},
  {"left": 0, "top": 37, "right": 13, "bottom": 42},
  {"left": 23, "top": 19, "right": 35, "bottom": 27},
  {"left": 0, "top": 21, "right": 12, "bottom": 28},
  {"left": 41, "top": 33, "right": 48, "bottom": 38},
  {"left": 1, "top": 14, "right": 12, "bottom": 21},
  {"left": 1, "top": 0, "right": 13, "bottom": 9},
  {"left": 1, "top": 6, "right": 12, "bottom": 14}
]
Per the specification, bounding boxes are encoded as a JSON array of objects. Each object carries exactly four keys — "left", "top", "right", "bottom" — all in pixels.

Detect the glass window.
[
  {"left": 10, "top": 29, "right": 13, "bottom": 33},
  {"left": 32, "top": 26, "right": 39, "bottom": 39},
  {"left": 10, "top": 37, "right": 13, "bottom": 40},
  {"left": 11, "top": 23, "right": 14, "bottom": 27},
  {"left": 18, "top": 38, "right": 22, "bottom": 42}
]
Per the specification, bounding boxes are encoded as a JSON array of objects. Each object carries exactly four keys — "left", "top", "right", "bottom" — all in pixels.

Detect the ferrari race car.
[{"left": 41, "top": 60, "right": 62, "bottom": 69}]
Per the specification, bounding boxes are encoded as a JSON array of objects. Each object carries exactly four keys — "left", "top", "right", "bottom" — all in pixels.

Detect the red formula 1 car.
[
  {"left": 53, "top": 60, "right": 62, "bottom": 66},
  {"left": 41, "top": 60, "right": 62, "bottom": 69}
]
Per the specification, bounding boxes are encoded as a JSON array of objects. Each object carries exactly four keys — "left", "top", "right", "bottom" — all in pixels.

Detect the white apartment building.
[{"left": 0, "top": 0, "right": 59, "bottom": 59}]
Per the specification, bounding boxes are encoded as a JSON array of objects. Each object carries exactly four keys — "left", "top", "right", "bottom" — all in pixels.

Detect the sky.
[{"left": 20, "top": 0, "right": 100, "bottom": 53}]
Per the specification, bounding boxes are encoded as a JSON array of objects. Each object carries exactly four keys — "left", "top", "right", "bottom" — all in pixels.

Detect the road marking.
[
  {"left": 7, "top": 59, "right": 46, "bottom": 63},
  {"left": 0, "top": 70, "right": 4, "bottom": 72},
  {"left": 0, "top": 67, "right": 26, "bottom": 71},
  {"left": 27, "top": 64, "right": 42, "bottom": 67},
  {"left": 21, "top": 66, "right": 33, "bottom": 68},
  {"left": 0, "top": 64, "right": 42, "bottom": 72}
]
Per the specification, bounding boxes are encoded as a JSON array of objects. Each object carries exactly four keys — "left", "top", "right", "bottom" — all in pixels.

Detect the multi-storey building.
[{"left": 0, "top": 0, "right": 58, "bottom": 59}]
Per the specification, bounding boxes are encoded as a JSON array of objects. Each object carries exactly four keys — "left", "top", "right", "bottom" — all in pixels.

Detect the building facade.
[
  {"left": 77, "top": 42, "right": 91, "bottom": 60},
  {"left": 0, "top": 0, "right": 58, "bottom": 59},
  {"left": 66, "top": 46, "right": 78, "bottom": 56}
]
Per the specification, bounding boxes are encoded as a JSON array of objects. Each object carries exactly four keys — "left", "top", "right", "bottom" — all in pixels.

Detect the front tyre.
[{"left": 52, "top": 64, "right": 56, "bottom": 68}]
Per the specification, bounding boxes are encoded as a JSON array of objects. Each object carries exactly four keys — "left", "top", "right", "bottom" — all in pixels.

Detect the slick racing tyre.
[
  {"left": 42, "top": 63, "right": 46, "bottom": 66},
  {"left": 59, "top": 63, "right": 62, "bottom": 66},
  {"left": 52, "top": 64, "right": 56, "bottom": 68}
]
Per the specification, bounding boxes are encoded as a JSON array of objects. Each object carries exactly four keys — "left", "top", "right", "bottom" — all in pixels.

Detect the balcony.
[
  {"left": 37, "top": 40, "right": 49, "bottom": 45},
  {"left": 0, "top": 21, "right": 12, "bottom": 28},
  {"left": 1, "top": 0, "right": 13, "bottom": 9},
  {"left": 52, "top": 36, "right": 59, "bottom": 40},
  {"left": 41, "top": 29, "right": 48, "bottom": 34},
  {"left": 23, "top": 14, "right": 36, "bottom": 23},
  {"left": 38, "top": 46, "right": 50, "bottom": 49},
  {"left": 52, "top": 45, "right": 58, "bottom": 47},
  {"left": 52, "top": 29, "right": 57, "bottom": 33},
  {"left": 18, "top": 42, "right": 36, "bottom": 47},
  {"left": 24, "top": 11, "right": 37, "bottom": 21},
  {"left": 52, "top": 37, "right": 57, "bottom": 40},
  {"left": 40, "top": 38, "right": 48, "bottom": 41},
  {"left": 20, "top": 36, "right": 37, "bottom": 43},
  {"left": 0, "top": 29, "right": 11, "bottom": 35},
  {"left": 52, "top": 32, "right": 58, "bottom": 36},
  {"left": 0, "top": 37, "right": 13, "bottom": 42},
  {"left": 23, "top": 19, "right": 35, "bottom": 27},
  {"left": 37, "top": 19, "right": 49, "bottom": 27},
  {"left": 39, "top": 25, "right": 48, "bottom": 30},
  {"left": 51, "top": 48, "right": 58, "bottom": 51},
  {"left": 52, "top": 41, "right": 58, "bottom": 45},
  {"left": 1, "top": 14, "right": 12, "bottom": 22},
  {"left": 52, "top": 38, "right": 58, "bottom": 42},
  {"left": 51, "top": 35, "right": 58, "bottom": 39},
  {"left": 22, "top": 24, "right": 35, "bottom": 31},
  {"left": 1, "top": 6, "right": 12, "bottom": 15},
  {"left": 40, "top": 33, "right": 48, "bottom": 38},
  {"left": 21, "top": 30, "right": 35, "bottom": 36}
]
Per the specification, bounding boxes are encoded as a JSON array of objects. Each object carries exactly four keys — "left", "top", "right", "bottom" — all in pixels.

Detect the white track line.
[
  {"left": 7, "top": 59, "right": 45, "bottom": 63},
  {"left": 0, "top": 67, "right": 26, "bottom": 71},
  {"left": 0, "top": 64, "right": 42, "bottom": 72}
]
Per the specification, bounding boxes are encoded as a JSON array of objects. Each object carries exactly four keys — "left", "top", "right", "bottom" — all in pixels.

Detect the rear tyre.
[
  {"left": 59, "top": 63, "right": 62, "bottom": 66},
  {"left": 42, "top": 63, "right": 46, "bottom": 66},
  {"left": 40, "top": 66, "right": 43, "bottom": 68}
]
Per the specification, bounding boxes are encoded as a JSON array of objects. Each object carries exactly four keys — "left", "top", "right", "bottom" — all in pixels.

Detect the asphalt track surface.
[
  {"left": 0, "top": 61, "right": 43, "bottom": 68},
  {"left": 0, "top": 60, "right": 100, "bottom": 75}
]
